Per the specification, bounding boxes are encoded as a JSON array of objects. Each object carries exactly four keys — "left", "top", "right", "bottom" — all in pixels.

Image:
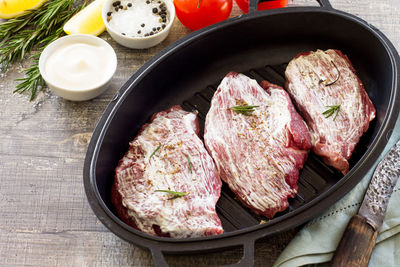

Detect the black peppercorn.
[
  {"left": 145, "top": 33, "right": 149, "bottom": 37},
  {"left": 114, "top": 7, "right": 119, "bottom": 11},
  {"left": 162, "top": 24, "right": 166, "bottom": 29},
  {"left": 112, "top": 1, "right": 118, "bottom": 6},
  {"left": 152, "top": 27, "right": 156, "bottom": 31},
  {"left": 146, "top": 0, "right": 150, "bottom": 3},
  {"left": 141, "top": 23, "right": 145, "bottom": 27},
  {"left": 115, "top": 1, "right": 121, "bottom": 5},
  {"left": 162, "top": 17, "right": 166, "bottom": 23},
  {"left": 127, "top": 3, "right": 132, "bottom": 7},
  {"left": 119, "top": 5, "right": 123, "bottom": 9},
  {"left": 161, "top": 6, "right": 166, "bottom": 11},
  {"left": 121, "top": 32, "right": 126, "bottom": 35},
  {"left": 157, "top": 27, "right": 161, "bottom": 31},
  {"left": 137, "top": 30, "right": 141, "bottom": 34},
  {"left": 107, "top": 11, "right": 112, "bottom": 16},
  {"left": 153, "top": 8, "right": 158, "bottom": 13},
  {"left": 150, "top": 32, "right": 154, "bottom": 35}
]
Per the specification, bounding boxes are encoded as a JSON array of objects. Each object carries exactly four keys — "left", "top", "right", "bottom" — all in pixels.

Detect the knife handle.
[{"left": 330, "top": 214, "right": 378, "bottom": 267}]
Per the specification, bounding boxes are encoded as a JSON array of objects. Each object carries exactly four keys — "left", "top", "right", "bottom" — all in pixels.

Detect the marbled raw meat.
[
  {"left": 112, "top": 105, "right": 223, "bottom": 238},
  {"left": 285, "top": 49, "right": 376, "bottom": 174},
  {"left": 204, "top": 72, "right": 311, "bottom": 218}
]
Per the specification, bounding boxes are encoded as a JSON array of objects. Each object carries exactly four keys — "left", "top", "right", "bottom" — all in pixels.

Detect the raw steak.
[
  {"left": 204, "top": 72, "right": 311, "bottom": 218},
  {"left": 112, "top": 105, "right": 223, "bottom": 238},
  {"left": 285, "top": 49, "right": 376, "bottom": 174}
]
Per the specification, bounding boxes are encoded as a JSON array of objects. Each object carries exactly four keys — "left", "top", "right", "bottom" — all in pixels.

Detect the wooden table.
[{"left": 1, "top": 0, "right": 399, "bottom": 266}]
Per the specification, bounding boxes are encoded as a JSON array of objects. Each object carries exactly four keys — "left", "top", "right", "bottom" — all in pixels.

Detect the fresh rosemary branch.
[
  {"left": 229, "top": 104, "right": 259, "bottom": 116},
  {"left": 155, "top": 190, "right": 189, "bottom": 200},
  {"left": 323, "top": 104, "right": 341, "bottom": 120},
  {"left": 0, "top": 0, "right": 85, "bottom": 100}
]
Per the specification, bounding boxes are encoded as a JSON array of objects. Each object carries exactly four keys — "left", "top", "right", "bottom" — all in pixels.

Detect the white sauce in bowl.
[{"left": 44, "top": 40, "right": 115, "bottom": 90}]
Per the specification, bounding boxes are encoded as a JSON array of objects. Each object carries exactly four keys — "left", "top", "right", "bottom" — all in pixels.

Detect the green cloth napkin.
[{"left": 273, "top": 115, "right": 400, "bottom": 267}]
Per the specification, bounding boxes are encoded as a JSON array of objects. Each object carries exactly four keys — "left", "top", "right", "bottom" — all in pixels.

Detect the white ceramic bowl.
[
  {"left": 102, "top": 0, "right": 175, "bottom": 49},
  {"left": 39, "top": 34, "right": 117, "bottom": 101}
]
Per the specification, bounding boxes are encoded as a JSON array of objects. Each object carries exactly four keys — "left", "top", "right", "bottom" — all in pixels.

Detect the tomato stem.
[{"left": 197, "top": 0, "right": 201, "bottom": 8}]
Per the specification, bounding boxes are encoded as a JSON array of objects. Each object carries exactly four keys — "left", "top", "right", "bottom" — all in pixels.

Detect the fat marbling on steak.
[
  {"left": 204, "top": 72, "right": 312, "bottom": 218},
  {"left": 112, "top": 105, "right": 223, "bottom": 238},
  {"left": 285, "top": 49, "right": 376, "bottom": 174}
]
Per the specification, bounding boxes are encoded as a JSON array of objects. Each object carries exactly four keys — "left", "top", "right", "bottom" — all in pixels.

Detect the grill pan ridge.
[{"left": 83, "top": 0, "right": 400, "bottom": 265}]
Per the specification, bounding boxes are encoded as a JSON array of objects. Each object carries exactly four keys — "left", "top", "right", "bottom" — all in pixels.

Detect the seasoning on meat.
[
  {"left": 112, "top": 105, "right": 223, "bottom": 238},
  {"left": 285, "top": 49, "right": 376, "bottom": 174},
  {"left": 204, "top": 72, "right": 312, "bottom": 219}
]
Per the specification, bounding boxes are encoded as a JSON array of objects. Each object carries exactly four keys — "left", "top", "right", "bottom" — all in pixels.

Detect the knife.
[{"left": 331, "top": 139, "right": 400, "bottom": 267}]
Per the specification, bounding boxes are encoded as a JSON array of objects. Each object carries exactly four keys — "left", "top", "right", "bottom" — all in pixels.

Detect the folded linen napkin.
[{"left": 273, "top": 116, "right": 400, "bottom": 267}]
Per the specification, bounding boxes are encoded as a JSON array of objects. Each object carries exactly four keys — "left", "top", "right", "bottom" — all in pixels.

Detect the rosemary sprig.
[
  {"left": 186, "top": 155, "right": 192, "bottom": 173},
  {"left": 149, "top": 144, "right": 162, "bottom": 159},
  {"left": 0, "top": 0, "right": 86, "bottom": 100},
  {"left": 229, "top": 104, "right": 259, "bottom": 116},
  {"left": 155, "top": 190, "right": 189, "bottom": 200},
  {"left": 323, "top": 104, "right": 341, "bottom": 120},
  {"left": 319, "top": 60, "right": 341, "bottom": 86}
]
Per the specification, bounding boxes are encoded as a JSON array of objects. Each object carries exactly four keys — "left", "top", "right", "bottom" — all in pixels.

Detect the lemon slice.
[
  {"left": 63, "top": 0, "right": 106, "bottom": 36},
  {"left": 0, "top": 0, "right": 46, "bottom": 19}
]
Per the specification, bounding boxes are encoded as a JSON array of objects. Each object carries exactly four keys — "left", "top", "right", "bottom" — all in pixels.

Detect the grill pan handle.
[
  {"left": 149, "top": 238, "right": 256, "bottom": 267},
  {"left": 248, "top": 0, "right": 333, "bottom": 13}
]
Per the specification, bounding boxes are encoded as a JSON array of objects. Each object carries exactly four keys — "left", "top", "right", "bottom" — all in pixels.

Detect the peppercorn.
[
  {"left": 121, "top": 33, "right": 126, "bottom": 35},
  {"left": 146, "top": 0, "right": 150, "bottom": 3},
  {"left": 152, "top": 27, "right": 156, "bottom": 31},
  {"left": 123, "top": 5, "right": 127, "bottom": 10},
  {"left": 145, "top": 33, "right": 149, "bottom": 37},
  {"left": 119, "top": 5, "right": 123, "bottom": 9},
  {"left": 112, "top": 1, "right": 118, "bottom": 6},
  {"left": 115, "top": 1, "right": 121, "bottom": 5},
  {"left": 114, "top": 7, "right": 119, "bottom": 11},
  {"left": 152, "top": 8, "right": 158, "bottom": 13},
  {"left": 150, "top": 32, "right": 154, "bottom": 36},
  {"left": 157, "top": 27, "right": 161, "bottom": 31},
  {"left": 162, "top": 17, "right": 166, "bottom": 23},
  {"left": 107, "top": 16, "right": 111, "bottom": 22},
  {"left": 127, "top": 3, "right": 132, "bottom": 7},
  {"left": 162, "top": 24, "right": 166, "bottom": 29},
  {"left": 137, "top": 30, "right": 141, "bottom": 34},
  {"left": 107, "top": 11, "right": 112, "bottom": 16},
  {"left": 161, "top": 6, "right": 166, "bottom": 11},
  {"left": 141, "top": 23, "right": 145, "bottom": 27}
]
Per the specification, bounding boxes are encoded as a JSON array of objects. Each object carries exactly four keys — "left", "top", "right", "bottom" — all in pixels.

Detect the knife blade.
[{"left": 331, "top": 139, "right": 400, "bottom": 267}]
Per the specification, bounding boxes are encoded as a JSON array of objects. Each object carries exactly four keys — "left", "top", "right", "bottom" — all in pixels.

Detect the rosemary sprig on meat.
[
  {"left": 319, "top": 60, "right": 341, "bottom": 86},
  {"left": 149, "top": 144, "right": 162, "bottom": 159},
  {"left": 0, "top": 0, "right": 86, "bottom": 100},
  {"left": 155, "top": 190, "right": 189, "bottom": 200},
  {"left": 186, "top": 155, "right": 192, "bottom": 173},
  {"left": 323, "top": 104, "right": 341, "bottom": 120},
  {"left": 229, "top": 104, "right": 259, "bottom": 116}
]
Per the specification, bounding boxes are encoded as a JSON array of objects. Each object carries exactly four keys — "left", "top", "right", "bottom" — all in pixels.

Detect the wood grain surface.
[{"left": 1, "top": 0, "right": 400, "bottom": 266}]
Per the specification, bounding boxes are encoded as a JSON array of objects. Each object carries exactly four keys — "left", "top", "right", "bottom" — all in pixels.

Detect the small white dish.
[
  {"left": 39, "top": 34, "right": 117, "bottom": 101},
  {"left": 102, "top": 0, "right": 175, "bottom": 49}
]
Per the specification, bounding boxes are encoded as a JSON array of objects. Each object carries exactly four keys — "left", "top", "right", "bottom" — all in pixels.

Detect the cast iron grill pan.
[{"left": 83, "top": 0, "right": 400, "bottom": 265}]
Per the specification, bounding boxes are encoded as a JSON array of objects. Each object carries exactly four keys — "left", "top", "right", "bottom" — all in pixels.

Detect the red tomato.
[
  {"left": 174, "top": 0, "right": 233, "bottom": 31},
  {"left": 234, "top": 0, "right": 288, "bottom": 13}
]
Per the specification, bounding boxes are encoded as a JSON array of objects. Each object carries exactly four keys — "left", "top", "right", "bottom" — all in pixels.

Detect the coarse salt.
[{"left": 107, "top": 0, "right": 169, "bottom": 38}]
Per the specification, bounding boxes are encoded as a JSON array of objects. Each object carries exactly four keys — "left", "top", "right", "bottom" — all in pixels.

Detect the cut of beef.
[
  {"left": 112, "top": 105, "right": 223, "bottom": 238},
  {"left": 204, "top": 72, "right": 311, "bottom": 218},
  {"left": 285, "top": 49, "right": 376, "bottom": 174}
]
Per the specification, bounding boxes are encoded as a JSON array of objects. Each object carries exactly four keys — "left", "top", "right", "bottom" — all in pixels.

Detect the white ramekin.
[
  {"left": 102, "top": 0, "right": 175, "bottom": 49},
  {"left": 39, "top": 34, "right": 117, "bottom": 101}
]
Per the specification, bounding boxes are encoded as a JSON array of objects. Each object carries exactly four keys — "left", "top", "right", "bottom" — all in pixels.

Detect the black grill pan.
[{"left": 83, "top": 0, "right": 400, "bottom": 266}]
